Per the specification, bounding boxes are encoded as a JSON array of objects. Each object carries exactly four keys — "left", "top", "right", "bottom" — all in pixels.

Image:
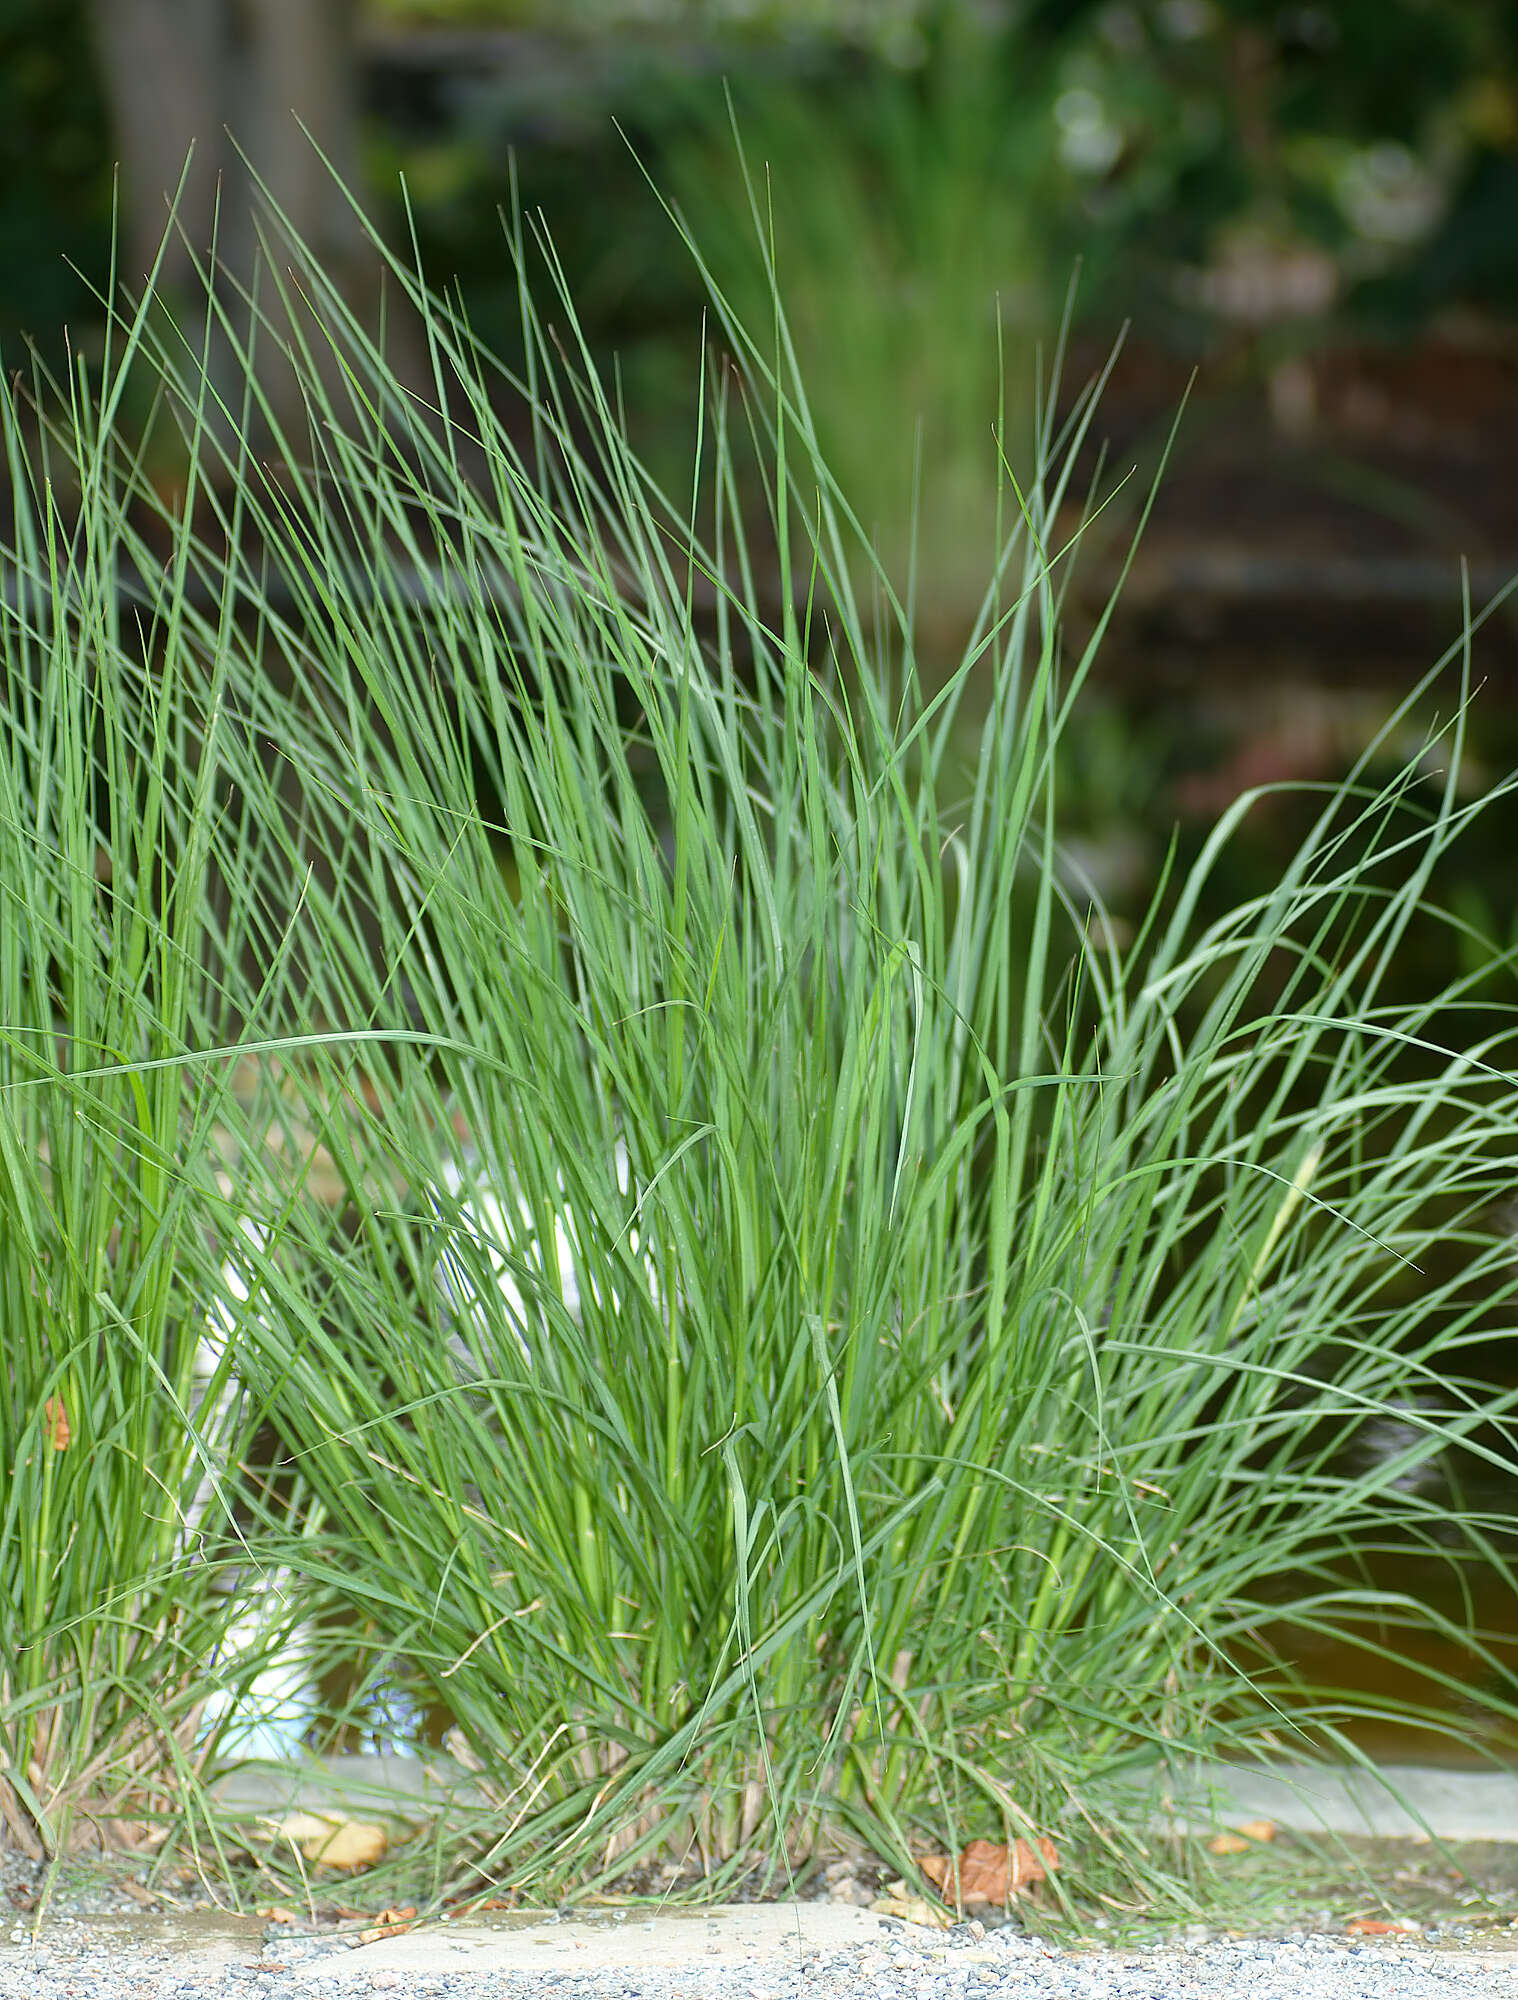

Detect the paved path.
[
  {"left": 6, "top": 1760, "right": 1518, "bottom": 1999},
  {"left": 5, "top": 1902, "right": 1518, "bottom": 2000}
]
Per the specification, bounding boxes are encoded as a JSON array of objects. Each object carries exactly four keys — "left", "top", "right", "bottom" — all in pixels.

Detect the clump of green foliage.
[{"left": 2, "top": 174, "right": 1518, "bottom": 1912}]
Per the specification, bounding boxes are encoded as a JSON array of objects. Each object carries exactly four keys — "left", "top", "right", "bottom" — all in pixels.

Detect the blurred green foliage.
[
  {"left": 648, "top": 22, "right": 1063, "bottom": 652},
  {"left": 0, "top": 0, "right": 112, "bottom": 358},
  {"left": 12, "top": 0, "right": 1518, "bottom": 363},
  {"left": 353, "top": 0, "right": 1518, "bottom": 382},
  {"left": 1018, "top": 0, "right": 1518, "bottom": 331},
  {"left": 366, "top": 0, "right": 937, "bottom": 51}
]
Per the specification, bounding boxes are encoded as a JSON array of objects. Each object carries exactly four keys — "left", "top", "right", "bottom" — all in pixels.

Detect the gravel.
[{"left": 3, "top": 1914, "right": 1518, "bottom": 2000}]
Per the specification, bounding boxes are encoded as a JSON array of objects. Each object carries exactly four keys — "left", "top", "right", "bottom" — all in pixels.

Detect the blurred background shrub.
[{"left": 11, "top": 2, "right": 1518, "bottom": 398}]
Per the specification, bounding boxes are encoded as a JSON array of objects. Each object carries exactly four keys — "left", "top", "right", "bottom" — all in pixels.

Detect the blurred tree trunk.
[{"left": 87, "top": 0, "right": 411, "bottom": 444}]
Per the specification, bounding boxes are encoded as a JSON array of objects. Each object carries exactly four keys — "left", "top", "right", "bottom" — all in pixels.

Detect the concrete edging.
[{"left": 211, "top": 1752, "right": 1518, "bottom": 1847}]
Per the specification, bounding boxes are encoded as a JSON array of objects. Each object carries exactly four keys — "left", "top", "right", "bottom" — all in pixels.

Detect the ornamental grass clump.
[
  {"left": 0, "top": 320, "right": 325, "bottom": 1856},
  {"left": 4, "top": 177, "right": 1518, "bottom": 1900}
]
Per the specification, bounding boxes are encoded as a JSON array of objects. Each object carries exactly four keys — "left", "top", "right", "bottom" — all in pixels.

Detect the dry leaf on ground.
[
  {"left": 1207, "top": 1819, "right": 1277, "bottom": 1855},
  {"left": 1346, "top": 1917, "right": 1420, "bottom": 1937},
  {"left": 270, "top": 1811, "right": 389, "bottom": 1870},
  {"left": 868, "top": 1886, "right": 950, "bottom": 1928},
  {"left": 358, "top": 1906, "right": 418, "bottom": 1944},
  {"left": 918, "top": 1836, "right": 1060, "bottom": 1904}
]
